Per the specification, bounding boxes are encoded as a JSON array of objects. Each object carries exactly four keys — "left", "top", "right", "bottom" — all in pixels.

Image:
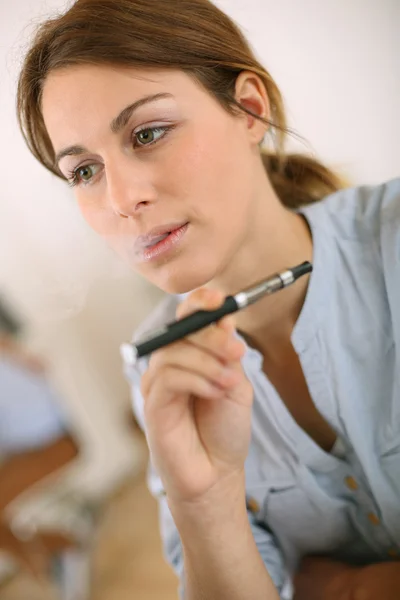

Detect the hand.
[
  {"left": 293, "top": 556, "right": 356, "bottom": 600},
  {"left": 141, "top": 288, "right": 253, "bottom": 505}
]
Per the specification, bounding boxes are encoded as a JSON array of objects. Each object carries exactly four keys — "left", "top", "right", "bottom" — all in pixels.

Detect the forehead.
[
  {"left": 41, "top": 65, "right": 203, "bottom": 146},
  {"left": 42, "top": 64, "right": 194, "bottom": 104}
]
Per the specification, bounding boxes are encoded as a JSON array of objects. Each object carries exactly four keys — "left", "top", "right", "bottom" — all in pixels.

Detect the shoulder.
[
  {"left": 300, "top": 178, "right": 400, "bottom": 309},
  {"left": 296, "top": 178, "right": 400, "bottom": 348},
  {"left": 316, "top": 177, "right": 400, "bottom": 288},
  {"left": 303, "top": 176, "right": 400, "bottom": 242}
]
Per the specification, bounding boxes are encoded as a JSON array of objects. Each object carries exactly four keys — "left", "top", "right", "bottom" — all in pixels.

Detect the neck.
[{"left": 207, "top": 164, "right": 313, "bottom": 356}]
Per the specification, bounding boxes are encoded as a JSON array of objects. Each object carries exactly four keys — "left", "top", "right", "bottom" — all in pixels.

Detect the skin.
[{"left": 41, "top": 65, "right": 399, "bottom": 598}]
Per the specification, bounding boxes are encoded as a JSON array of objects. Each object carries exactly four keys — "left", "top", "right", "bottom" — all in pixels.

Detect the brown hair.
[{"left": 17, "top": 0, "right": 347, "bottom": 209}]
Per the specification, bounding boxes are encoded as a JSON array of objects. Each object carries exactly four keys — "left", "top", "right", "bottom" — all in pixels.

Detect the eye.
[
  {"left": 66, "top": 125, "right": 173, "bottom": 188},
  {"left": 67, "top": 163, "right": 102, "bottom": 188},
  {"left": 133, "top": 126, "right": 170, "bottom": 148}
]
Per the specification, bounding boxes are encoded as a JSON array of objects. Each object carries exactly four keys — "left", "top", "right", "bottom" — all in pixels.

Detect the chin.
[{"left": 148, "top": 261, "right": 218, "bottom": 296}]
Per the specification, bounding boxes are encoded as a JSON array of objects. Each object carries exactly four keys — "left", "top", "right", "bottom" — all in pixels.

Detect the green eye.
[
  {"left": 67, "top": 125, "right": 173, "bottom": 189},
  {"left": 134, "top": 126, "right": 168, "bottom": 147},
  {"left": 137, "top": 129, "right": 156, "bottom": 144},
  {"left": 78, "top": 165, "right": 95, "bottom": 181},
  {"left": 67, "top": 163, "right": 101, "bottom": 187}
]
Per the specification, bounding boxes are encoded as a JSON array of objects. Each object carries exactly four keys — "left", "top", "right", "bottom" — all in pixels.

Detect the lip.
[
  {"left": 134, "top": 221, "right": 190, "bottom": 263},
  {"left": 135, "top": 221, "right": 189, "bottom": 250}
]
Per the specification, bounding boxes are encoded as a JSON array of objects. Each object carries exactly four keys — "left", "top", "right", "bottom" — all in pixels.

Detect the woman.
[{"left": 16, "top": 1, "right": 400, "bottom": 598}]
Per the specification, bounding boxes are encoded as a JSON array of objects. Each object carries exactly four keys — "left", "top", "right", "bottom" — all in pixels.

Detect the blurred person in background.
[
  {"left": 0, "top": 325, "right": 93, "bottom": 599},
  {"left": 15, "top": 0, "right": 400, "bottom": 599}
]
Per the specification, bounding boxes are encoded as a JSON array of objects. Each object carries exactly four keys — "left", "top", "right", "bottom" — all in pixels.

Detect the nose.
[{"left": 106, "top": 158, "right": 157, "bottom": 218}]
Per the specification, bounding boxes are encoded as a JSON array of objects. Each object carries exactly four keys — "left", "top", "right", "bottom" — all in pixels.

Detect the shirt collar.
[{"left": 290, "top": 200, "right": 333, "bottom": 353}]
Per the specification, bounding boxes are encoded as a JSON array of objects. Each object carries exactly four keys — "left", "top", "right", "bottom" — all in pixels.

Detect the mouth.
[{"left": 135, "top": 221, "right": 190, "bottom": 262}]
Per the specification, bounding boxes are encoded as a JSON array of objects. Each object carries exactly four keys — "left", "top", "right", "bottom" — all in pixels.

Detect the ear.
[{"left": 234, "top": 71, "right": 270, "bottom": 145}]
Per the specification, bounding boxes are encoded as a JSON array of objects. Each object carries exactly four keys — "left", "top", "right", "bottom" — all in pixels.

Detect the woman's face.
[{"left": 42, "top": 66, "right": 265, "bottom": 293}]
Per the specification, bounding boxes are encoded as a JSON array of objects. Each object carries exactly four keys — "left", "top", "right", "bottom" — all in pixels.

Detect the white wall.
[
  {"left": 215, "top": 0, "right": 399, "bottom": 183},
  {"left": 1, "top": 0, "right": 398, "bottom": 495}
]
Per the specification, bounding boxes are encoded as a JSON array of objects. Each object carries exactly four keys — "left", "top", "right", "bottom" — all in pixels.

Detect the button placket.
[{"left": 343, "top": 467, "right": 399, "bottom": 558}]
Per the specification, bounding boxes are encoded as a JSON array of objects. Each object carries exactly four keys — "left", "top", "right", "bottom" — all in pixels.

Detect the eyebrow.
[{"left": 55, "top": 92, "right": 174, "bottom": 166}]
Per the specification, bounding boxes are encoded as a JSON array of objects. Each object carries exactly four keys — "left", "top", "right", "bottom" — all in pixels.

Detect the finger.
[
  {"left": 176, "top": 288, "right": 244, "bottom": 355},
  {"left": 142, "top": 341, "right": 242, "bottom": 398},
  {"left": 176, "top": 288, "right": 225, "bottom": 320},
  {"left": 217, "top": 313, "right": 237, "bottom": 334},
  {"left": 174, "top": 307, "right": 245, "bottom": 363},
  {"left": 141, "top": 327, "right": 244, "bottom": 384},
  {"left": 188, "top": 325, "right": 245, "bottom": 365},
  {"left": 146, "top": 366, "right": 228, "bottom": 411},
  {"left": 158, "top": 319, "right": 244, "bottom": 366}
]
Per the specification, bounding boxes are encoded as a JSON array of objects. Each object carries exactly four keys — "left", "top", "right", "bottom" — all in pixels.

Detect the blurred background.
[{"left": 0, "top": 0, "right": 398, "bottom": 598}]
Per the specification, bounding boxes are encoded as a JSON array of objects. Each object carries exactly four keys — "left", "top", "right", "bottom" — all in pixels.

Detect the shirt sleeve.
[{"left": 124, "top": 356, "right": 286, "bottom": 598}]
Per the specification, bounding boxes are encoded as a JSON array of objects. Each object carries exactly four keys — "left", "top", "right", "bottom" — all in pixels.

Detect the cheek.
[
  {"left": 169, "top": 122, "right": 250, "bottom": 222},
  {"left": 77, "top": 196, "right": 117, "bottom": 238},
  {"left": 185, "top": 131, "right": 253, "bottom": 239},
  {"left": 77, "top": 197, "right": 137, "bottom": 263},
  {"left": 77, "top": 200, "right": 93, "bottom": 224}
]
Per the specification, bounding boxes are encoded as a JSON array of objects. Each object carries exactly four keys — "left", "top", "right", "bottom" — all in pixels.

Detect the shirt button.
[
  {"left": 247, "top": 497, "right": 260, "bottom": 514},
  {"left": 367, "top": 512, "right": 380, "bottom": 526},
  {"left": 387, "top": 548, "right": 399, "bottom": 559},
  {"left": 344, "top": 476, "right": 359, "bottom": 491}
]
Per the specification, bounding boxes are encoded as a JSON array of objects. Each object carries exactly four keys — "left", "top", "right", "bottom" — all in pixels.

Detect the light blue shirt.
[{"left": 124, "top": 177, "right": 400, "bottom": 599}]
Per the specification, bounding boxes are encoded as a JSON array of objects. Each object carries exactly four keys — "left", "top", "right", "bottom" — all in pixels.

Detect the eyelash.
[{"left": 66, "top": 125, "right": 173, "bottom": 188}]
